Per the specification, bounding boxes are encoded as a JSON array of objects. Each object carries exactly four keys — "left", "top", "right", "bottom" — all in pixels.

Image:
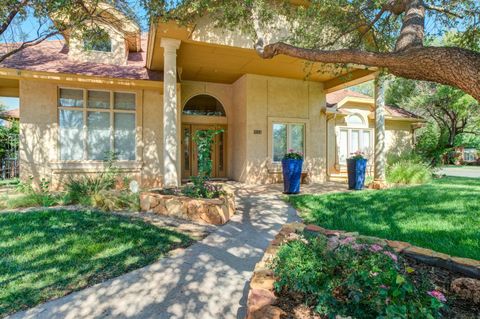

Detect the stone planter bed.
[
  {"left": 246, "top": 223, "right": 480, "bottom": 319},
  {"left": 139, "top": 187, "right": 235, "bottom": 225}
]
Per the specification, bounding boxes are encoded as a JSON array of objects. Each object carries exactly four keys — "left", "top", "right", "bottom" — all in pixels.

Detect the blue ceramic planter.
[
  {"left": 347, "top": 158, "right": 368, "bottom": 190},
  {"left": 282, "top": 159, "right": 303, "bottom": 194}
]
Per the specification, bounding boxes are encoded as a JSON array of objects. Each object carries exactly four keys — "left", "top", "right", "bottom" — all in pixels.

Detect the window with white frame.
[
  {"left": 338, "top": 114, "right": 372, "bottom": 163},
  {"left": 464, "top": 149, "right": 477, "bottom": 162},
  {"left": 272, "top": 122, "right": 305, "bottom": 162},
  {"left": 58, "top": 88, "right": 136, "bottom": 161}
]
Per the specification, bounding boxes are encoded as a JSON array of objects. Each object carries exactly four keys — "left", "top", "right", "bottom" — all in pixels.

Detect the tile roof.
[
  {"left": 0, "top": 36, "right": 162, "bottom": 81},
  {"left": 326, "top": 89, "right": 422, "bottom": 120},
  {"left": 0, "top": 108, "right": 19, "bottom": 120}
]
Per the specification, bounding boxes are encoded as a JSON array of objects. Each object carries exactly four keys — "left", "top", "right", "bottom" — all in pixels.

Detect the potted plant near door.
[
  {"left": 347, "top": 151, "right": 368, "bottom": 190},
  {"left": 281, "top": 149, "right": 304, "bottom": 194}
]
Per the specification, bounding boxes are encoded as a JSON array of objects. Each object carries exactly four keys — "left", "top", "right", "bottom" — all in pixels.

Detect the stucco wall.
[
  {"left": 238, "top": 74, "right": 327, "bottom": 184},
  {"left": 69, "top": 22, "right": 128, "bottom": 66}
]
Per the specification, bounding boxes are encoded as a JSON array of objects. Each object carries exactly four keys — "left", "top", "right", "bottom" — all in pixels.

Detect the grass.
[
  {"left": 288, "top": 177, "right": 480, "bottom": 260},
  {"left": 0, "top": 209, "right": 192, "bottom": 316}
]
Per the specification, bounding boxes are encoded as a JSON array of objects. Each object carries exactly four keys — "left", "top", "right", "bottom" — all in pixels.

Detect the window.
[
  {"left": 58, "top": 88, "right": 136, "bottom": 161},
  {"left": 338, "top": 128, "right": 373, "bottom": 163},
  {"left": 272, "top": 123, "right": 305, "bottom": 162},
  {"left": 464, "top": 149, "right": 477, "bottom": 162},
  {"left": 183, "top": 95, "right": 226, "bottom": 116},
  {"left": 83, "top": 28, "right": 112, "bottom": 52},
  {"left": 346, "top": 114, "right": 366, "bottom": 127}
]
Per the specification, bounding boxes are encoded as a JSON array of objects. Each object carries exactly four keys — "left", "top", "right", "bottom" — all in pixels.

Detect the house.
[
  {"left": 325, "top": 89, "right": 423, "bottom": 179},
  {"left": 0, "top": 4, "right": 423, "bottom": 189},
  {"left": 0, "top": 108, "right": 19, "bottom": 128}
]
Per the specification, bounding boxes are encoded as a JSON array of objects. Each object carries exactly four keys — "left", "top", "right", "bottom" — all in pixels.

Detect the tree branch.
[
  {"left": 0, "top": 0, "right": 29, "bottom": 36},
  {"left": 0, "top": 30, "right": 60, "bottom": 63},
  {"left": 424, "top": 5, "right": 464, "bottom": 18}
]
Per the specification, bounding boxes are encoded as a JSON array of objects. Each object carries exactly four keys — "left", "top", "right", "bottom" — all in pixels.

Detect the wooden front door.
[{"left": 181, "top": 124, "right": 227, "bottom": 180}]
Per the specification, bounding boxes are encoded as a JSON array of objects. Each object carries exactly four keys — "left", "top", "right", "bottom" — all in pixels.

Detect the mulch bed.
[{"left": 273, "top": 256, "right": 480, "bottom": 319}]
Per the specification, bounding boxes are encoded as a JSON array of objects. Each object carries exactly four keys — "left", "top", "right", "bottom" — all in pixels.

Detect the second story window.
[{"left": 83, "top": 28, "right": 112, "bottom": 52}]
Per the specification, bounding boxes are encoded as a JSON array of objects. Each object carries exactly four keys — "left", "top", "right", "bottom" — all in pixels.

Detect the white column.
[
  {"left": 161, "top": 38, "right": 181, "bottom": 187},
  {"left": 374, "top": 75, "right": 386, "bottom": 182}
]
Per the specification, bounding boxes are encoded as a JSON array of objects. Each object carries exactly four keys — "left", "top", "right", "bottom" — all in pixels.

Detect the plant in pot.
[
  {"left": 347, "top": 151, "right": 368, "bottom": 190},
  {"left": 281, "top": 149, "right": 304, "bottom": 194}
]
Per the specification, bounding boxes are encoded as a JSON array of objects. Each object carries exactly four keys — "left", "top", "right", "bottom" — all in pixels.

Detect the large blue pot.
[
  {"left": 347, "top": 158, "right": 368, "bottom": 190},
  {"left": 282, "top": 159, "right": 303, "bottom": 194}
]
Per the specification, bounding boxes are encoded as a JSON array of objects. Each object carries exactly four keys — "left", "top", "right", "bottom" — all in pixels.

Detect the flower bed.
[
  {"left": 246, "top": 223, "right": 480, "bottom": 319},
  {"left": 139, "top": 186, "right": 235, "bottom": 225}
]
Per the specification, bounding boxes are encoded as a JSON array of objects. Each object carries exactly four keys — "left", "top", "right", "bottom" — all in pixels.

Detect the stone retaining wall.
[
  {"left": 245, "top": 223, "right": 480, "bottom": 319},
  {"left": 139, "top": 189, "right": 235, "bottom": 225}
]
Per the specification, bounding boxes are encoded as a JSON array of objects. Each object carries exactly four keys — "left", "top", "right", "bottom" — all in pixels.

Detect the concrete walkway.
[
  {"left": 9, "top": 182, "right": 345, "bottom": 319},
  {"left": 9, "top": 184, "right": 304, "bottom": 319}
]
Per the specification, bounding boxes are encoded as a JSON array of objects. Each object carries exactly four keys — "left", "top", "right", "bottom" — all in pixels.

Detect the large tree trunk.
[{"left": 256, "top": 42, "right": 480, "bottom": 101}]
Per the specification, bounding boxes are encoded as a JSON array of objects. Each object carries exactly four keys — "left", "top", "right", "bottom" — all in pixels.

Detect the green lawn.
[
  {"left": 0, "top": 209, "right": 192, "bottom": 316},
  {"left": 289, "top": 177, "right": 480, "bottom": 260}
]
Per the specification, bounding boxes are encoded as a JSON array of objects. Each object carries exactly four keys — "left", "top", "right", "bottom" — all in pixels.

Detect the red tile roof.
[
  {"left": 0, "top": 37, "right": 162, "bottom": 81},
  {"left": 326, "top": 89, "right": 422, "bottom": 120},
  {"left": 0, "top": 108, "right": 19, "bottom": 120}
]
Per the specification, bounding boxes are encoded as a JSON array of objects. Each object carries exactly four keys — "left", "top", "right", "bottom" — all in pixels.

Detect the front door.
[{"left": 181, "top": 124, "right": 227, "bottom": 180}]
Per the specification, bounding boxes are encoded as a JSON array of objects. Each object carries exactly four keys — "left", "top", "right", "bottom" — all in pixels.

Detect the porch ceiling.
[
  {"left": 150, "top": 23, "right": 376, "bottom": 85},
  {"left": 0, "top": 78, "right": 19, "bottom": 97}
]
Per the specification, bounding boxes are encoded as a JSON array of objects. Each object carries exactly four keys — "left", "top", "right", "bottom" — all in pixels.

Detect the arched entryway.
[{"left": 181, "top": 94, "right": 228, "bottom": 180}]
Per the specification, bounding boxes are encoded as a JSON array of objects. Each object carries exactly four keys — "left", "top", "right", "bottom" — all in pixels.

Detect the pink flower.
[
  {"left": 380, "top": 285, "right": 389, "bottom": 289},
  {"left": 339, "top": 236, "right": 355, "bottom": 245},
  {"left": 428, "top": 290, "right": 447, "bottom": 303},
  {"left": 383, "top": 251, "right": 398, "bottom": 262},
  {"left": 352, "top": 243, "right": 366, "bottom": 251},
  {"left": 369, "top": 244, "right": 383, "bottom": 252}
]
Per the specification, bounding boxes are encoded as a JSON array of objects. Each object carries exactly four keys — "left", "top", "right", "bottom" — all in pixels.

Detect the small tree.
[
  {"left": 184, "top": 129, "right": 224, "bottom": 199},
  {"left": 192, "top": 129, "right": 223, "bottom": 178}
]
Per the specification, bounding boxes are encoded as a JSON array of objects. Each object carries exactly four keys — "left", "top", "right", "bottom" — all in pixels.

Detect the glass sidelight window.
[
  {"left": 58, "top": 88, "right": 136, "bottom": 161},
  {"left": 272, "top": 123, "right": 305, "bottom": 162}
]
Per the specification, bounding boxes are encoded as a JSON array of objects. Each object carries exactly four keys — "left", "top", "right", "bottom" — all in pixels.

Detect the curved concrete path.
[{"left": 9, "top": 184, "right": 301, "bottom": 319}]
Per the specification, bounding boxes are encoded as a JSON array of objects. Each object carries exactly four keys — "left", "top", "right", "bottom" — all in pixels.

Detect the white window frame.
[
  {"left": 464, "top": 149, "right": 477, "bottom": 162},
  {"left": 271, "top": 122, "right": 306, "bottom": 163},
  {"left": 337, "top": 126, "right": 374, "bottom": 164},
  {"left": 57, "top": 87, "right": 137, "bottom": 162}
]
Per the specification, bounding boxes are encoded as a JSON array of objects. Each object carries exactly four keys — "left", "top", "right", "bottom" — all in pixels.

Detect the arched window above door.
[
  {"left": 183, "top": 95, "right": 226, "bottom": 116},
  {"left": 346, "top": 114, "right": 365, "bottom": 127}
]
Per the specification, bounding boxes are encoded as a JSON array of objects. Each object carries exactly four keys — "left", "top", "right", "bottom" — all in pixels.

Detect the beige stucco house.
[{"left": 0, "top": 6, "right": 422, "bottom": 189}]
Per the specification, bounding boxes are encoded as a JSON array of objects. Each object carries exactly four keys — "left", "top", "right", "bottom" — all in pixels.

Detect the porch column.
[
  {"left": 374, "top": 75, "right": 386, "bottom": 182},
  {"left": 161, "top": 38, "right": 181, "bottom": 187}
]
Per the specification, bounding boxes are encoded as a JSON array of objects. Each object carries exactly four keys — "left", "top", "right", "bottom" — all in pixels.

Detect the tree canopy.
[{"left": 1, "top": 0, "right": 480, "bottom": 100}]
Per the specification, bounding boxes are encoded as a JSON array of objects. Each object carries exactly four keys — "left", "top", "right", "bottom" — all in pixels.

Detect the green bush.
[
  {"left": 90, "top": 190, "right": 140, "bottom": 212},
  {"left": 272, "top": 235, "right": 445, "bottom": 318},
  {"left": 387, "top": 160, "right": 432, "bottom": 185},
  {"left": 7, "top": 177, "right": 61, "bottom": 208}
]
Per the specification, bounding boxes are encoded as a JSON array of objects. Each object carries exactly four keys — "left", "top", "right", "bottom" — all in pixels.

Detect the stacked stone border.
[
  {"left": 246, "top": 223, "right": 480, "bottom": 319},
  {"left": 140, "top": 188, "right": 235, "bottom": 225}
]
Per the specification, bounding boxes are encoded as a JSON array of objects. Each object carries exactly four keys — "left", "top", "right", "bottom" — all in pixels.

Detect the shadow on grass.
[
  {"left": 289, "top": 177, "right": 480, "bottom": 260},
  {"left": 0, "top": 209, "right": 192, "bottom": 316}
]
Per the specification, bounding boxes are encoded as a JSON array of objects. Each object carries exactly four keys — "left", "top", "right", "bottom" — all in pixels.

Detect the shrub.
[
  {"left": 90, "top": 190, "right": 140, "bottom": 212},
  {"left": 8, "top": 177, "right": 60, "bottom": 208},
  {"left": 272, "top": 235, "right": 445, "bottom": 318},
  {"left": 182, "top": 176, "right": 224, "bottom": 199},
  {"left": 387, "top": 160, "right": 432, "bottom": 185}
]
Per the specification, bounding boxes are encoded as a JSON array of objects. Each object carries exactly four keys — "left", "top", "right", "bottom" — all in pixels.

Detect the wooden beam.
[{"left": 324, "top": 69, "right": 377, "bottom": 93}]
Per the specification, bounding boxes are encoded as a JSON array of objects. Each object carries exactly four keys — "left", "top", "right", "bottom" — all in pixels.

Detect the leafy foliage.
[
  {"left": 182, "top": 129, "right": 225, "bottom": 199},
  {"left": 387, "top": 160, "right": 432, "bottom": 185},
  {"left": 272, "top": 234, "right": 444, "bottom": 318},
  {"left": 6, "top": 176, "right": 61, "bottom": 208}
]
